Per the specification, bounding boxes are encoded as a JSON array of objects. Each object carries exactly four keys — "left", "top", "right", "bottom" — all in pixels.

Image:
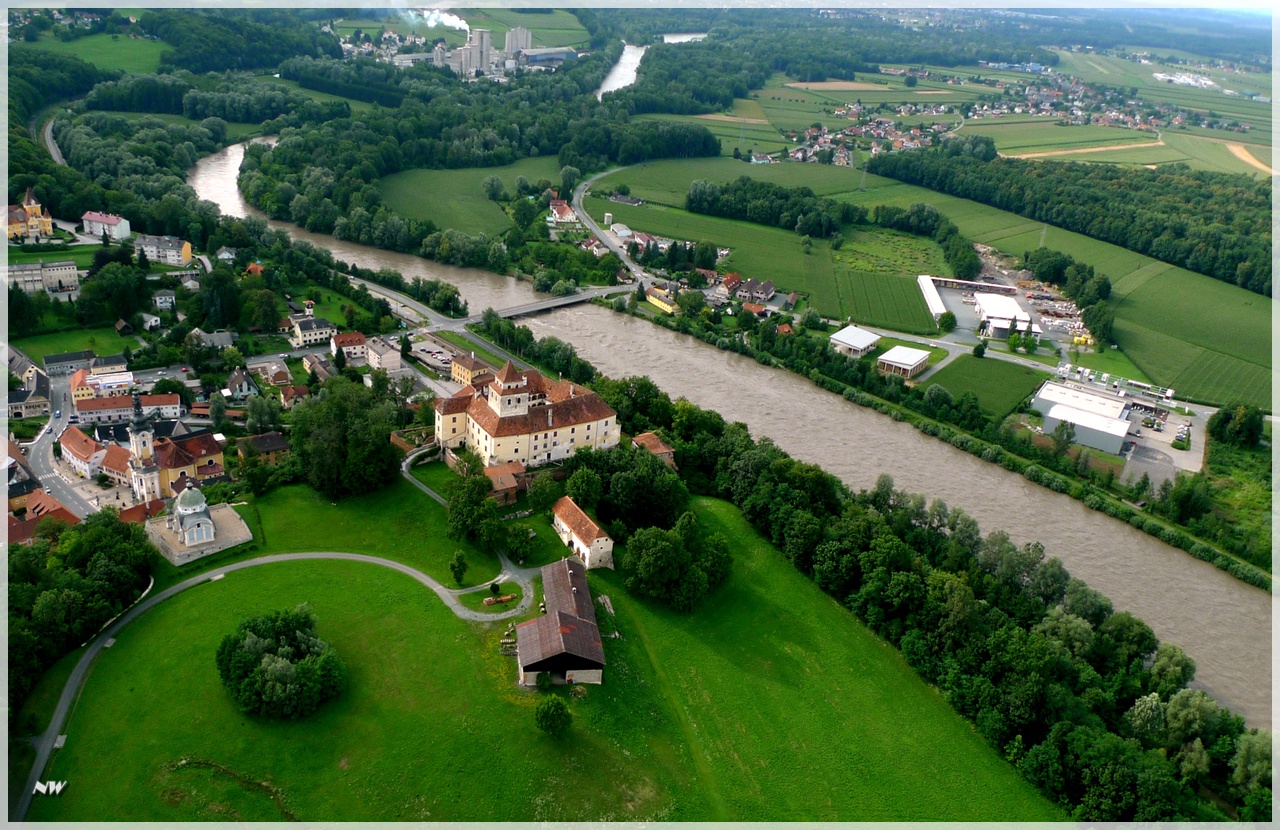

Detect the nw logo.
[{"left": 33, "top": 781, "right": 67, "bottom": 795}]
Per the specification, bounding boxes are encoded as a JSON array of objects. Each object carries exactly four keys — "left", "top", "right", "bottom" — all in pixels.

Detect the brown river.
[{"left": 190, "top": 143, "right": 1272, "bottom": 727}]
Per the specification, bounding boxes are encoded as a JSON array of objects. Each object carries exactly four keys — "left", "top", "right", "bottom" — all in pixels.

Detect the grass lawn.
[
  {"left": 926, "top": 355, "right": 1051, "bottom": 417},
  {"left": 6, "top": 243, "right": 105, "bottom": 268},
  {"left": 596, "top": 156, "right": 869, "bottom": 206},
  {"left": 31, "top": 498, "right": 1060, "bottom": 821},
  {"left": 12, "top": 326, "right": 137, "bottom": 363},
  {"left": 20, "top": 33, "right": 169, "bottom": 74},
  {"left": 456, "top": 581, "right": 524, "bottom": 613},
  {"left": 434, "top": 330, "right": 505, "bottom": 370},
  {"left": 378, "top": 156, "right": 563, "bottom": 236},
  {"left": 146, "top": 479, "right": 501, "bottom": 594},
  {"left": 956, "top": 119, "right": 1154, "bottom": 155},
  {"left": 8, "top": 415, "right": 49, "bottom": 442},
  {"left": 15, "top": 646, "right": 87, "bottom": 736},
  {"left": 1068, "top": 344, "right": 1151, "bottom": 383},
  {"left": 408, "top": 459, "right": 460, "bottom": 499},
  {"left": 298, "top": 285, "right": 354, "bottom": 329},
  {"left": 463, "top": 8, "right": 590, "bottom": 48}
]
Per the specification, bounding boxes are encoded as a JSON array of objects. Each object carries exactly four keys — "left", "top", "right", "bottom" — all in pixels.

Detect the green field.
[
  {"left": 31, "top": 497, "right": 1060, "bottom": 821},
  {"left": 12, "top": 326, "right": 138, "bottom": 363},
  {"left": 831, "top": 270, "right": 936, "bottom": 332},
  {"left": 1049, "top": 130, "right": 1272, "bottom": 176},
  {"left": 600, "top": 156, "right": 870, "bottom": 205},
  {"left": 634, "top": 113, "right": 792, "bottom": 157},
  {"left": 21, "top": 33, "right": 170, "bottom": 74},
  {"left": 956, "top": 117, "right": 1155, "bottom": 155},
  {"left": 379, "top": 156, "right": 563, "bottom": 236},
  {"left": 5, "top": 244, "right": 103, "bottom": 268},
  {"left": 927, "top": 355, "right": 1051, "bottom": 417},
  {"left": 463, "top": 9, "right": 591, "bottom": 48},
  {"left": 329, "top": 17, "right": 467, "bottom": 47}
]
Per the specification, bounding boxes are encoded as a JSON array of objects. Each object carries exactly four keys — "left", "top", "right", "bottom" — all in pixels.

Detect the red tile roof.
[
  {"left": 632, "top": 431, "right": 674, "bottom": 457},
  {"left": 153, "top": 432, "right": 222, "bottom": 471},
  {"left": 27, "top": 489, "right": 71, "bottom": 518},
  {"left": 58, "top": 425, "right": 103, "bottom": 462},
  {"left": 102, "top": 443, "right": 131, "bottom": 475},
  {"left": 332, "top": 332, "right": 366, "bottom": 348},
  {"left": 8, "top": 508, "right": 80, "bottom": 544},
  {"left": 118, "top": 499, "right": 164, "bottom": 524},
  {"left": 553, "top": 495, "right": 608, "bottom": 546}
]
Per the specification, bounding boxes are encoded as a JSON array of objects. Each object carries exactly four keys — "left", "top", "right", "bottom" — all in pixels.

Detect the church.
[
  {"left": 7, "top": 188, "right": 54, "bottom": 240},
  {"left": 124, "top": 393, "right": 226, "bottom": 501}
]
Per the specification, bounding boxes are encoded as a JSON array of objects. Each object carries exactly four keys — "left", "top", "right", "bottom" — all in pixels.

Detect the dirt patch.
[
  {"left": 1005, "top": 139, "right": 1164, "bottom": 160},
  {"left": 784, "top": 80, "right": 883, "bottom": 91},
  {"left": 913, "top": 90, "right": 953, "bottom": 95},
  {"left": 695, "top": 113, "right": 770, "bottom": 125},
  {"left": 338, "top": 757, "right": 349, "bottom": 770},
  {"left": 1225, "top": 142, "right": 1273, "bottom": 174}
]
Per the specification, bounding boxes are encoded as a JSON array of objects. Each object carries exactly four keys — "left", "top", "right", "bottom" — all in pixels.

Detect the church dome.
[{"left": 173, "top": 486, "right": 208, "bottom": 515}]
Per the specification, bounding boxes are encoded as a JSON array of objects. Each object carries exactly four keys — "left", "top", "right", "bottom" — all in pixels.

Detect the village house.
[
  {"left": 75, "top": 393, "right": 182, "bottom": 423},
  {"left": 551, "top": 495, "right": 615, "bottom": 569},
  {"left": 81, "top": 210, "right": 131, "bottom": 241},
  {"left": 279, "top": 384, "right": 310, "bottom": 410},
  {"left": 290, "top": 316, "right": 337, "bottom": 348},
  {"left": 59, "top": 425, "right": 107, "bottom": 477},
  {"left": 153, "top": 289, "right": 176, "bottom": 310},
  {"left": 483, "top": 460, "right": 527, "bottom": 506},
  {"left": 8, "top": 490, "right": 80, "bottom": 544},
  {"left": 717, "top": 273, "right": 743, "bottom": 300},
  {"left": 43, "top": 350, "right": 95, "bottom": 376},
  {"left": 515, "top": 558, "right": 606, "bottom": 686},
  {"left": 101, "top": 443, "right": 132, "bottom": 487},
  {"left": 215, "top": 246, "right": 237, "bottom": 264},
  {"left": 547, "top": 199, "right": 577, "bottom": 223},
  {"left": 224, "top": 367, "right": 259, "bottom": 401},
  {"left": 366, "top": 336, "right": 403, "bottom": 372},
  {"left": 331, "top": 331, "right": 367, "bottom": 363},
  {"left": 251, "top": 359, "right": 292, "bottom": 388},
  {"left": 434, "top": 361, "right": 619, "bottom": 468},
  {"left": 90, "top": 353, "right": 128, "bottom": 376},
  {"left": 450, "top": 353, "right": 492, "bottom": 386},
  {"left": 645, "top": 287, "right": 680, "bottom": 315},
  {"left": 237, "top": 431, "right": 291, "bottom": 466},
  {"left": 632, "top": 431, "right": 676, "bottom": 469},
  {"left": 301, "top": 353, "right": 335, "bottom": 382},
  {"left": 7, "top": 439, "right": 40, "bottom": 513}
]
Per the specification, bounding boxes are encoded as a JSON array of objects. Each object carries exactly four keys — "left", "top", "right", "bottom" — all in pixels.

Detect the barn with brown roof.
[{"left": 515, "top": 558, "right": 605, "bottom": 686}]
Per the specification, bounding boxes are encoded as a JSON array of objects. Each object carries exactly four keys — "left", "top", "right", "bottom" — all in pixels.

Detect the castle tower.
[{"left": 487, "top": 361, "right": 530, "bottom": 417}]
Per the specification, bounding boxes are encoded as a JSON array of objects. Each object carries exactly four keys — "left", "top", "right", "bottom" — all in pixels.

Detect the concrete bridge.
[{"left": 451, "top": 286, "right": 621, "bottom": 327}]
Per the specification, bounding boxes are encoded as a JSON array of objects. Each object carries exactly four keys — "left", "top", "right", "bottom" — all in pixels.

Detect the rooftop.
[
  {"left": 830, "top": 324, "right": 881, "bottom": 352},
  {"left": 877, "top": 345, "right": 931, "bottom": 369}
]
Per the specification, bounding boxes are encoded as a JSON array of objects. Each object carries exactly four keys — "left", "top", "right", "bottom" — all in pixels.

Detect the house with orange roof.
[
  {"left": 632, "top": 431, "right": 676, "bottom": 469},
  {"left": 101, "top": 443, "right": 132, "bottom": 487},
  {"left": 331, "top": 332, "right": 367, "bottom": 363},
  {"left": 59, "top": 425, "right": 106, "bottom": 477},
  {"left": 551, "top": 495, "right": 614, "bottom": 569},
  {"left": 434, "top": 361, "right": 619, "bottom": 468}
]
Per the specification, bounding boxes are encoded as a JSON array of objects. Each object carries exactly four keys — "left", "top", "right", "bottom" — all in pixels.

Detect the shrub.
[
  {"left": 215, "top": 604, "right": 346, "bottom": 719},
  {"left": 535, "top": 696, "right": 571, "bottom": 737}
]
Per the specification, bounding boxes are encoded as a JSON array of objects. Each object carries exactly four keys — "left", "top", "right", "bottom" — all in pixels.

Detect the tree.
[
  {"left": 527, "top": 471, "right": 561, "bottom": 514},
  {"left": 972, "top": 341, "right": 986, "bottom": 358},
  {"left": 289, "top": 377, "right": 399, "bottom": 499},
  {"left": 481, "top": 174, "right": 505, "bottom": 201},
  {"left": 449, "top": 550, "right": 469, "bottom": 585},
  {"left": 512, "top": 197, "right": 538, "bottom": 229},
  {"left": 152, "top": 378, "right": 193, "bottom": 405},
  {"left": 1050, "top": 420, "right": 1076, "bottom": 456},
  {"left": 938, "top": 310, "right": 957, "bottom": 332},
  {"left": 333, "top": 343, "right": 348, "bottom": 370},
  {"left": 565, "top": 467, "right": 603, "bottom": 511},
  {"left": 245, "top": 394, "right": 281, "bottom": 435},
  {"left": 243, "top": 288, "right": 281, "bottom": 332},
  {"left": 559, "top": 166, "right": 580, "bottom": 197},
  {"left": 676, "top": 290, "right": 706, "bottom": 315},
  {"left": 221, "top": 346, "right": 245, "bottom": 369},
  {"left": 209, "top": 392, "right": 230, "bottom": 433},
  {"left": 535, "top": 696, "right": 571, "bottom": 737},
  {"left": 400, "top": 335, "right": 411, "bottom": 357},
  {"left": 1206, "top": 403, "right": 1264, "bottom": 448}
]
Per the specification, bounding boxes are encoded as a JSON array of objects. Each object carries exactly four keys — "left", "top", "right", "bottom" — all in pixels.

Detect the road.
[
  {"left": 571, "top": 167, "right": 647, "bottom": 281},
  {"left": 25, "top": 374, "right": 96, "bottom": 518},
  {"left": 14, "top": 546, "right": 542, "bottom": 822},
  {"left": 41, "top": 115, "right": 65, "bottom": 166}
]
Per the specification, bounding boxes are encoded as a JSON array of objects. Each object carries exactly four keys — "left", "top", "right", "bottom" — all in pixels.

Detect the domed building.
[
  {"left": 145, "top": 482, "right": 254, "bottom": 567},
  {"left": 172, "top": 486, "right": 215, "bottom": 547}
]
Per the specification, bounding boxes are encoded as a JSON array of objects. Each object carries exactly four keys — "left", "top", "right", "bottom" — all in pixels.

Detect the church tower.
[{"left": 128, "top": 391, "right": 154, "bottom": 461}]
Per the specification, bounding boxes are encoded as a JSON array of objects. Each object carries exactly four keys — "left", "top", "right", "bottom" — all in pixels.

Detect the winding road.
[{"left": 15, "top": 459, "right": 545, "bottom": 822}]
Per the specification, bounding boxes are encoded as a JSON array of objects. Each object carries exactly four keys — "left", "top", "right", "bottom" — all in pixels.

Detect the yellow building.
[
  {"left": 645, "top": 287, "right": 680, "bottom": 315},
  {"left": 450, "top": 353, "right": 492, "bottom": 386},
  {"left": 435, "top": 362, "right": 619, "bottom": 467},
  {"left": 7, "top": 189, "right": 54, "bottom": 239}
]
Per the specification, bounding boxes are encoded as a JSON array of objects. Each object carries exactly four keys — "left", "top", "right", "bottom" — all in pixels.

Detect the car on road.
[
  {"left": 181, "top": 367, "right": 189, "bottom": 373},
  {"left": 158, "top": 369, "right": 166, "bottom": 375},
  {"left": 54, "top": 410, "right": 61, "bottom": 419}
]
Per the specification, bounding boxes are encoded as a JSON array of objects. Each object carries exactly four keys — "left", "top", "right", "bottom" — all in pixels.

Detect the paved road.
[
  {"left": 571, "top": 168, "right": 646, "bottom": 279},
  {"left": 25, "top": 375, "right": 96, "bottom": 518},
  {"left": 41, "top": 116, "right": 65, "bottom": 166},
  {"left": 15, "top": 547, "right": 541, "bottom": 822}
]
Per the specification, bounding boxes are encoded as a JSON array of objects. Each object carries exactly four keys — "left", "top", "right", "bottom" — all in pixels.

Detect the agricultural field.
[
  {"left": 328, "top": 17, "right": 467, "bottom": 48},
  {"left": 956, "top": 117, "right": 1156, "bottom": 155},
  {"left": 22, "top": 32, "right": 170, "bottom": 74},
  {"left": 463, "top": 8, "right": 591, "bottom": 48},
  {"left": 378, "top": 156, "right": 562, "bottom": 236},
  {"left": 31, "top": 498, "right": 1060, "bottom": 822},
  {"left": 633, "top": 114, "right": 791, "bottom": 158},
  {"left": 832, "top": 271, "right": 937, "bottom": 333},
  {"left": 597, "top": 156, "right": 868, "bottom": 206},
  {"left": 11, "top": 326, "right": 137, "bottom": 363},
  {"left": 926, "top": 355, "right": 1051, "bottom": 417}
]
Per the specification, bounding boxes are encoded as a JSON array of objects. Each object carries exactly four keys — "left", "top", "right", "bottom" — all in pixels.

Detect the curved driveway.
[{"left": 16, "top": 549, "right": 539, "bottom": 821}]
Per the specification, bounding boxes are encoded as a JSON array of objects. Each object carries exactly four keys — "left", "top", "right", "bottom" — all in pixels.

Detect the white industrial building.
[
  {"left": 975, "top": 292, "right": 1042, "bottom": 338},
  {"left": 829, "top": 324, "right": 881, "bottom": 359},
  {"left": 916, "top": 275, "right": 947, "bottom": 322},
  {"left": 1032, "top": 380, "right": 1133, "bottom": 455},
  {"left": 876, "top": 345, "right": 931, "bottom": 379}
]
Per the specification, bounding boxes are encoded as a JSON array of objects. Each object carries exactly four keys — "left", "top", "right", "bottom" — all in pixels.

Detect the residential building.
[
  {"left": 551, "top": 495, "right": 615, "bottom": 569},
  {"left": 214, "top": 246, "right": 237, "bottom": 263},
  {"left": 153, "top": 289, "right": 176, "bottom": 310},
  {"left": 224, "top": 368, "right": 258, "bottom": 401},
  {"left": 6, "top": 438, "right": 40, "bottom": 512},
  {"left": 633, "top": 431, "right": 676, "bottom": 468},
  {"left": 43, "top": 350, "right": 94, "bottom": 376},
  {"left": 81, "top": 210, "right": 131, "bottom": 241},
  {"left": 646, "top": 287, "right": 680, "bottom": 315},
  {"left": 75, "top": 393, "right": 182, "bottom": 423},
  {"left": 8, "top": 388, "right": 49, "bottom": 419},
  {"left": 483, "top": 460, "right": 526, "bottom": 506},
  {"left": 450, "top": 353, "right": 491, "bottom": 386},
  {"left": 6, "top": 260, "right": 79, "bottom": 294},
  {"left": 8, "top": 491, "right": 80, "bottom": 544},
  {"left": 366, "top": 336, "right": 402, "bottom": 372},
  {"left": 434, "top": 361, "right": 619, "bottom": 467},
  {"left": 752, "top": 280, "right": 776, "bottom": 302},
  {"left": 251, "top": 359, "right": 291, "bottom": 388},
  {"left": 90, "top": 353, "right": 128, "bottom": 375},
  {"left": 60, "top": 425, "right": 107, "bottom": 477},
  {"left": 7, "top": 188, "right": 54, "bottom": 239},
  {"left": 101, "top": 443, "right": 132, "bottom": 487},
  {"left": 301, "top": 353, "right": 334, "bottom": 382},
  {"left": 280, "top": 384, "right": 310, "bottom": 409},
  {"left": 140, "top": 313, "right": 162, "bottom": 331},
  {"left": 331, "top": 331, "right": 367, "bottom": 362},
  {"left": 515, "top": 558, "right": 606, "bottom": 686},
  {"left": 829, "top": 324, "right": 881, "bottom": 359},
  {"left": 548, "top": 199, "right": 576, "bottom": 223},
  {"left": 742, "top": 302, "right": 769, "bottom": 317},
  {"left": 188, "top": 327, "right": 235, "bottom": 350},
  {"left": 134, "top": 234, "right": 193, "bottom": 266},
  {"left": 237, "top": 431, "right": 291, "bottom": 466},
  {"left": 876, "top": 345, "right": 931, "bottom": 379},
  {"left": 291, "top": 316, "right": 337, "bottom": 348}
]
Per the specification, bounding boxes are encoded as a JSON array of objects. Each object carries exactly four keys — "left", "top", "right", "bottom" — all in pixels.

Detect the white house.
[
  {"left": 59, "top": 425, "right": 106, "bottom": 477},
  {"left": 291, "top": 317, "right": 337, "bottom": 348},
  {"left": 829, "top": 324, "right": 881, "bottom": 359},
  {"left": 81, "top": 210, "right": 131, "bottom": 241},
  {"left": 551, "top": 495, "right": 615, "bottom": 569},
  {"left": 331, "top": 331, "right": 367, "bottom": 362},
  {"left": 367, "top": 336, "right": 403, "bottom": 372}
]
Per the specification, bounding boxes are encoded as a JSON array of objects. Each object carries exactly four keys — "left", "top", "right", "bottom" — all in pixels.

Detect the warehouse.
[
  {"left": 916, "top": 275, "right": 947, "bottom": 322},
  {"left": 876, "top": 345, "right": 931, "bottom": 379},
  {"left": 829, "top": 324, "right": 881, "bottom": 359},
  {"left": 1033, "top": 381, "right": 1133, "bottom": 455},
  {"left": 974, "top": 292, "right": 1042, "bottom": 339}
]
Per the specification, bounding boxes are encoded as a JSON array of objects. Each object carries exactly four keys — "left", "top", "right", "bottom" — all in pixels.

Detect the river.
[
  {"left": 188, "top": 145, "right": 1272, "bottom": 727},
  {"left": 595, "top": 32, "right": 709, "bottom": 100}
]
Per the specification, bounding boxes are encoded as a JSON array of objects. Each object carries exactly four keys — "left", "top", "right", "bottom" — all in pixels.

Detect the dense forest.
[
  {"left": 868, "top": 135, "right": 1272, "bottom": 295},
  {"left": 140, "top": 9, "right": 343, "bottom": 74}
]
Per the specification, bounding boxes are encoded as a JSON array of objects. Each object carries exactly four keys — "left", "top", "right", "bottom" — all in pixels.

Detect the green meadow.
[
  {"left": 926, "top": 355, "right": 1051, "bottom": 417},
  {"left": 379, "top": 156, "right": 563, "bottom": 236},
  {"left": 6, "top": 244, "right": 103, "bottom": 268},
  {"left": 12, "top": 326, "right": 137, "bottom": 363},
  {"left": 21, "top": 33, "right": 170, "bottom": 74},
  {"left": 464, "top": 8, "right": 591, "bottom": 48},
  {"left": 31, "top": 496, "right": 1060, "bottom": 821},
  {"left": 956, "top": 117, "right": 1154, "bottom": 155}
]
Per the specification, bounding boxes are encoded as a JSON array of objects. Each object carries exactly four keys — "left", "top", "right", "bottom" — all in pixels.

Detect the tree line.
[
  {"left": 867, "top": 135, "right": 1271, "bottom": 296},
  {"left": 1023, "top": 248, "right": 1115, "bottom": 343},
  {"left": 141, "top": 9, "right": 343, "bottom": 75},
  {"left": 581, "top": 372, "right": 1269, "bottom": 821}
]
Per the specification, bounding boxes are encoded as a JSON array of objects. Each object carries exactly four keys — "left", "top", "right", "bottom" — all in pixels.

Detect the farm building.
[
  {"left": 633, "top": 432, "right": 676, "bottom": 468},
  {"left": 516, "top": 558, "right": 606, "bottom": 686},
  {"left": 551, "top": 495, "right": 614, "bottom": 569},
  {"left": 829, "top": 325, "right": 881, "bottom": 359},
  {"left": 916, "top": 275, "right": 947, "bottom": 321},
  {"left": 975, "top": 292, "right": 1042, "bottom": 339},
  {"left": 1032, "top": 381, "right": 1133, "bottom": 455},
  {"left": 877, "top": 345, "right": 931, "bottom": 379}
]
